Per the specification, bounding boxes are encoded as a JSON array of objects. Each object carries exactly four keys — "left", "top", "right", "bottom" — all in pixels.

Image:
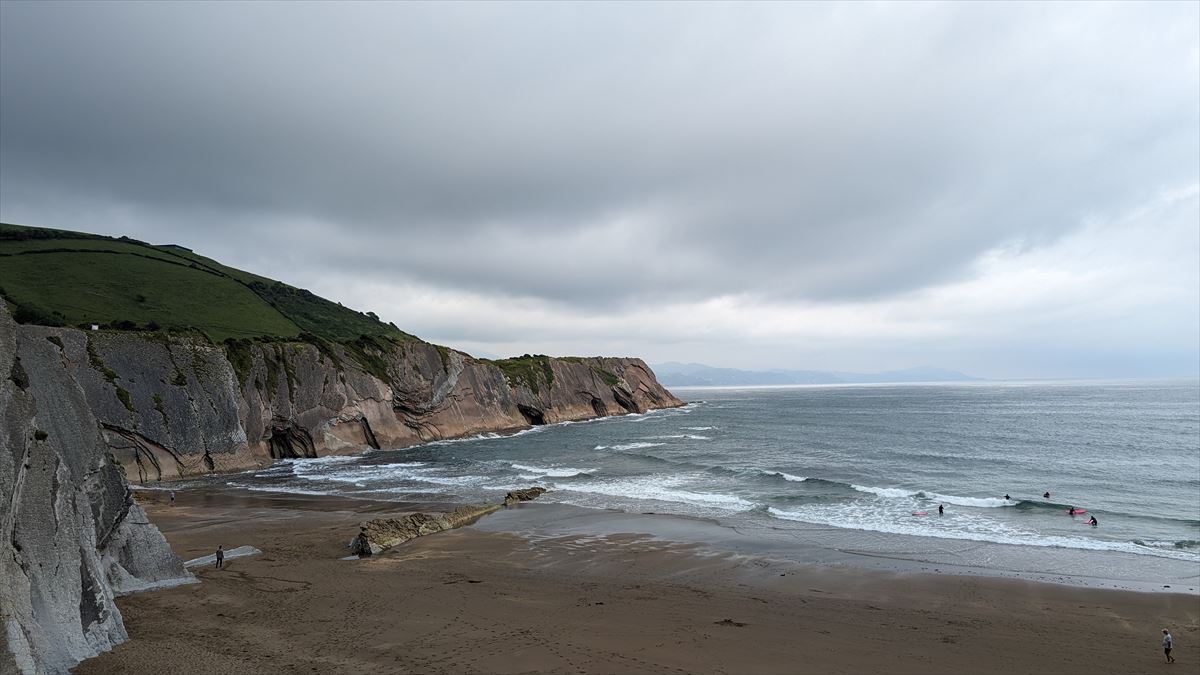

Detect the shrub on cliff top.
[{"left": 484, "top": 355, "right": 556, "bottom": 395}]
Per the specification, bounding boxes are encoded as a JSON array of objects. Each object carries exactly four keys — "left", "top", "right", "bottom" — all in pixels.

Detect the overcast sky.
[{"left": 2, "top": 1, "right": 1197, "bottom": 379}]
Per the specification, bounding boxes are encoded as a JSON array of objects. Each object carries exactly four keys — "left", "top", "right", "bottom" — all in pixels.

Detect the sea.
[{"left": 218, "top": 380, "right": 1200, "bottom": 588}]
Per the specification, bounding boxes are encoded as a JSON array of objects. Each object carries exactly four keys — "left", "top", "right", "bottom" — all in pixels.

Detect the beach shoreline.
[{"left": 76, "top": 488, "right": 1199, "bottom": 674}]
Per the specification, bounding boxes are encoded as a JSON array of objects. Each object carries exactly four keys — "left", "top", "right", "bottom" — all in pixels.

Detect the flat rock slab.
[{"left": 184, "top": 546, "right": 262, "bottom": 568}]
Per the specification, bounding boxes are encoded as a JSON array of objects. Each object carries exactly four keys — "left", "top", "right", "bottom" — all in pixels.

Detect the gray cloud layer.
[{"left": 2, "top": 2, "right": 1197, "bottom": 377}]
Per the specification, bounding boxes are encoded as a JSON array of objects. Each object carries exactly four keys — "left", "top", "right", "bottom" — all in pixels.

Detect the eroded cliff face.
[
  {"left": 0, "top": 303, "right": 681, "bottom": 673},
  {"left": 65, "top": 327, "right": 680, "bottom": 481},
  {"left": 1, "top": 307, "right": 193, "bottom": 675}
]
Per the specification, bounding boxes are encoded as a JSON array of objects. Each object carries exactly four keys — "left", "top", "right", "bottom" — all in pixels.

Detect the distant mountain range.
[{"left": 651, "top": 362, "right": 980, "bottom": 387}]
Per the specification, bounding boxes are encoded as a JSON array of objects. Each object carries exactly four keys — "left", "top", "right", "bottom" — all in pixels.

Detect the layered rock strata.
[
  {"left": 357, "top": 487, "right": 547, "bottom": 554},
  {"left": 0, "top": 303, "right": 681, "bottom": 672},
  {"left": 1, "top": 307, "right": 193, "bottom": 675},
  {"left": 39, "top": 324, "right": 680, "bottom": 482}
]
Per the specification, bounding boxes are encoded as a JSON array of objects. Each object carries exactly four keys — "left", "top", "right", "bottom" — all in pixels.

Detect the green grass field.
[{"left": 0, "top": 223, "right": 414, "bottom": 344}]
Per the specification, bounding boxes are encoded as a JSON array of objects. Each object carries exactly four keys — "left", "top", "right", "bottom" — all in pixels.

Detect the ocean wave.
[
  {"left": 923, "top": 492, "right": 1012, "bottom": 508},
  {"left": 283, "top": 456, "right": 361, "bottom": 474},
  {"left": 1134, "top": 539, "right": 1200, "bottom": 550},
  {"left": 225, "top": 483, "right": 340, "bottom": 497},
  {"left": 510, "top": 463, "right": 594, "bottom": 478},
  {"left": 595, "top": 442, "right": 667, "bottom": 451},
  {"left": 403, "top": 474, "right": 489, "bottom": 486},
  {"left": 765, "top": 506, "right": 1200, "bottom": 563},
  {"left": 559, "top": 478, "right": 754, "bottom": 511},
  {"left": 682, "top": 426, "right": 717, "bottom": 431},
  {"left": 850, "top": 484, "right": 919, "bottom": 499},
  {"left": 292, "top": 462, "right": 428, "bottom": 483},
  {"left": 762, "top": 470, "right": 808, "bottom": 483},
  {"left": 847, "top": 483, "right": 1012, "bottom": 508},
  {"left": 425, "top": 427, "right": 542, "bottom": 447},
  {"left": 285, "top": 455, "right": 359, "bottom": 466}
]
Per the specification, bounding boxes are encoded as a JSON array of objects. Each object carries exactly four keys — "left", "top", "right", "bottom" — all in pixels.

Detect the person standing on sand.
[
  {"left": 169, "top": 490, "right": 175, "bottom": 506},
  {"left": 1163, "top": 628, "right": 1175, "bottom": 663},
  {"left": 215, "top": 545, "right": 224, "bottom": 569}
]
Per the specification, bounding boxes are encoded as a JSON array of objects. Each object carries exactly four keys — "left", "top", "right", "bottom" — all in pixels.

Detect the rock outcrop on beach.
[
  {"left": 358, "top": 488, "right": 546, "bottom": 553},
  {"left": 0, "top": 304, "right": 679, "bottom": 673},
  {"left": 361, "top": 505, "right": 505, "bottom": 552},
  {"left": 504, "top": 487, "right": 548, "bottom": 505}
]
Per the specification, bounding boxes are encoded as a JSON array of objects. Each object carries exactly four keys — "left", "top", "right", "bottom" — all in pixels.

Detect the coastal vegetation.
[
  {"left": 0, "top": 222, "right": 425, "bottom": 382},
  {"left": 482, "top": 354, "right": 556, "bottom": 394}
]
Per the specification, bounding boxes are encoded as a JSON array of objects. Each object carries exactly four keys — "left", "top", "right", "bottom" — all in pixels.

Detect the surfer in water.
[
  {"left": 938, "top": 504, "right": 944, "bottom": 516},
  {"left": 1004, "top": 494, "right": 1010, "bottom": 501},
  {"left": 1068, "top": 506, "right": 1077, "bottom": 515},
  {"left": 1087, "top": 515, "right": 1097, "bottom": 526},
  {"left": 1043, "top": 491, "right": 1050, "bottom": 499}
]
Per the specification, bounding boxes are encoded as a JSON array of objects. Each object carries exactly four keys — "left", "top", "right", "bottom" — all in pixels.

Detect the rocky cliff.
[
  {"left": 0, "top": 302, "right": 681, "bottom": 673},
  {"left": 1, "top": 306, "right": 194, "bottom": 675},
  {"left": 74, "top": 326, "right": 680, "bottom": 482}
]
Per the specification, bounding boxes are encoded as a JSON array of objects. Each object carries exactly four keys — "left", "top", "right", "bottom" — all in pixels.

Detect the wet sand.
[{"left": 77, "top": 490, "right": 1199, "bottom": 674}]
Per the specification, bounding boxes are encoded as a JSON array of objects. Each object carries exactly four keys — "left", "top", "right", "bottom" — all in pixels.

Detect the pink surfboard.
[{"left": 912, "top": 511, "right": 928, "bottom": 516}]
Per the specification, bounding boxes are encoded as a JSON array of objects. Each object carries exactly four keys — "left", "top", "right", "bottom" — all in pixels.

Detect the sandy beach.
[{"left": 77, "top": 490, "right": 1199, "bottom": 675}]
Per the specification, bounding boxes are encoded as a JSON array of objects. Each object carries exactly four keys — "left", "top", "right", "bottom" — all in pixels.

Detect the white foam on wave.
[
  {"left": 851, "top": 484, "right": 919, "bottom": 499},
  {"left": 510, "top": 463, "right": 594, "bottom": 478},
  {"left": 763, "top": 470, "right": 808, "bottom": 483},
  {"left": 682, "top": 426, "right": 717, "bottom": 431},
  {"left": 766, "top": 505, "right": 1200, "bottom": 563},
  {"left": 251, "top": 464, "right": 295, "bottom": 478},
  {"left": 292, "top": 462, "right": 427, "bottom": 483},
  {"left": 404, "top": 474, "right": 489, "bottom": 486},
  {"left": 285, "top": 455, "right": 359, "bottom": 468},
  {"left": 595, "top": 442, "right": 667, "bottom": 451},
  {"left": 558, "top": 477, "right": 754, "bottom": 511},
  {"left": 849, "top": 483, "right": 1013, "bottom": 508},
  {"left": 226, "top": 483, "right": 340, "bottom": 497},
  {"left": 1136, "top": 539, "right": 1200, "bottom": 551},
  {"left": 923, "top": 492, "right": 1011, "bottom": 508},
  {"left": 425, "top": 426, "right": 545, "bottom": 447}
]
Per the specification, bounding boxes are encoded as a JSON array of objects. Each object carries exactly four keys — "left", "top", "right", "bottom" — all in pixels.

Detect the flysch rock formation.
[
  {"left": 1, "top": 306, "right": 194, "bottom": 675},
  {"left": 0, "top": 302, "right": 682, "bottom": 673},
  {"left": 354, "top": 487, "right": 550, "bottom": 556}
]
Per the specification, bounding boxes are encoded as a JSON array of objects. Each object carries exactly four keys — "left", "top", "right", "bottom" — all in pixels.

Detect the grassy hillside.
[{"left": 0, "top": 223, "right": 417, "bottom": 344}]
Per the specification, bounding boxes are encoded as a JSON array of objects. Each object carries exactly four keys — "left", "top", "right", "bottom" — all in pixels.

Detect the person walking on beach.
[
  {"left": 215, "top": 545, "right": 224, "bottom": 569},
  {"left": 169, "top": 490, "right": 175, "bottom": 506},
  {"left": 1163, "top": 628, "right": 1175, "bottom": 663}
]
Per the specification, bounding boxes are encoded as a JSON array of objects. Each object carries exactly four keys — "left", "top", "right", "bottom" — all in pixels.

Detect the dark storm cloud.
[{"left": 1, "top": 1, "right": 1197, "bottom": 312}]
